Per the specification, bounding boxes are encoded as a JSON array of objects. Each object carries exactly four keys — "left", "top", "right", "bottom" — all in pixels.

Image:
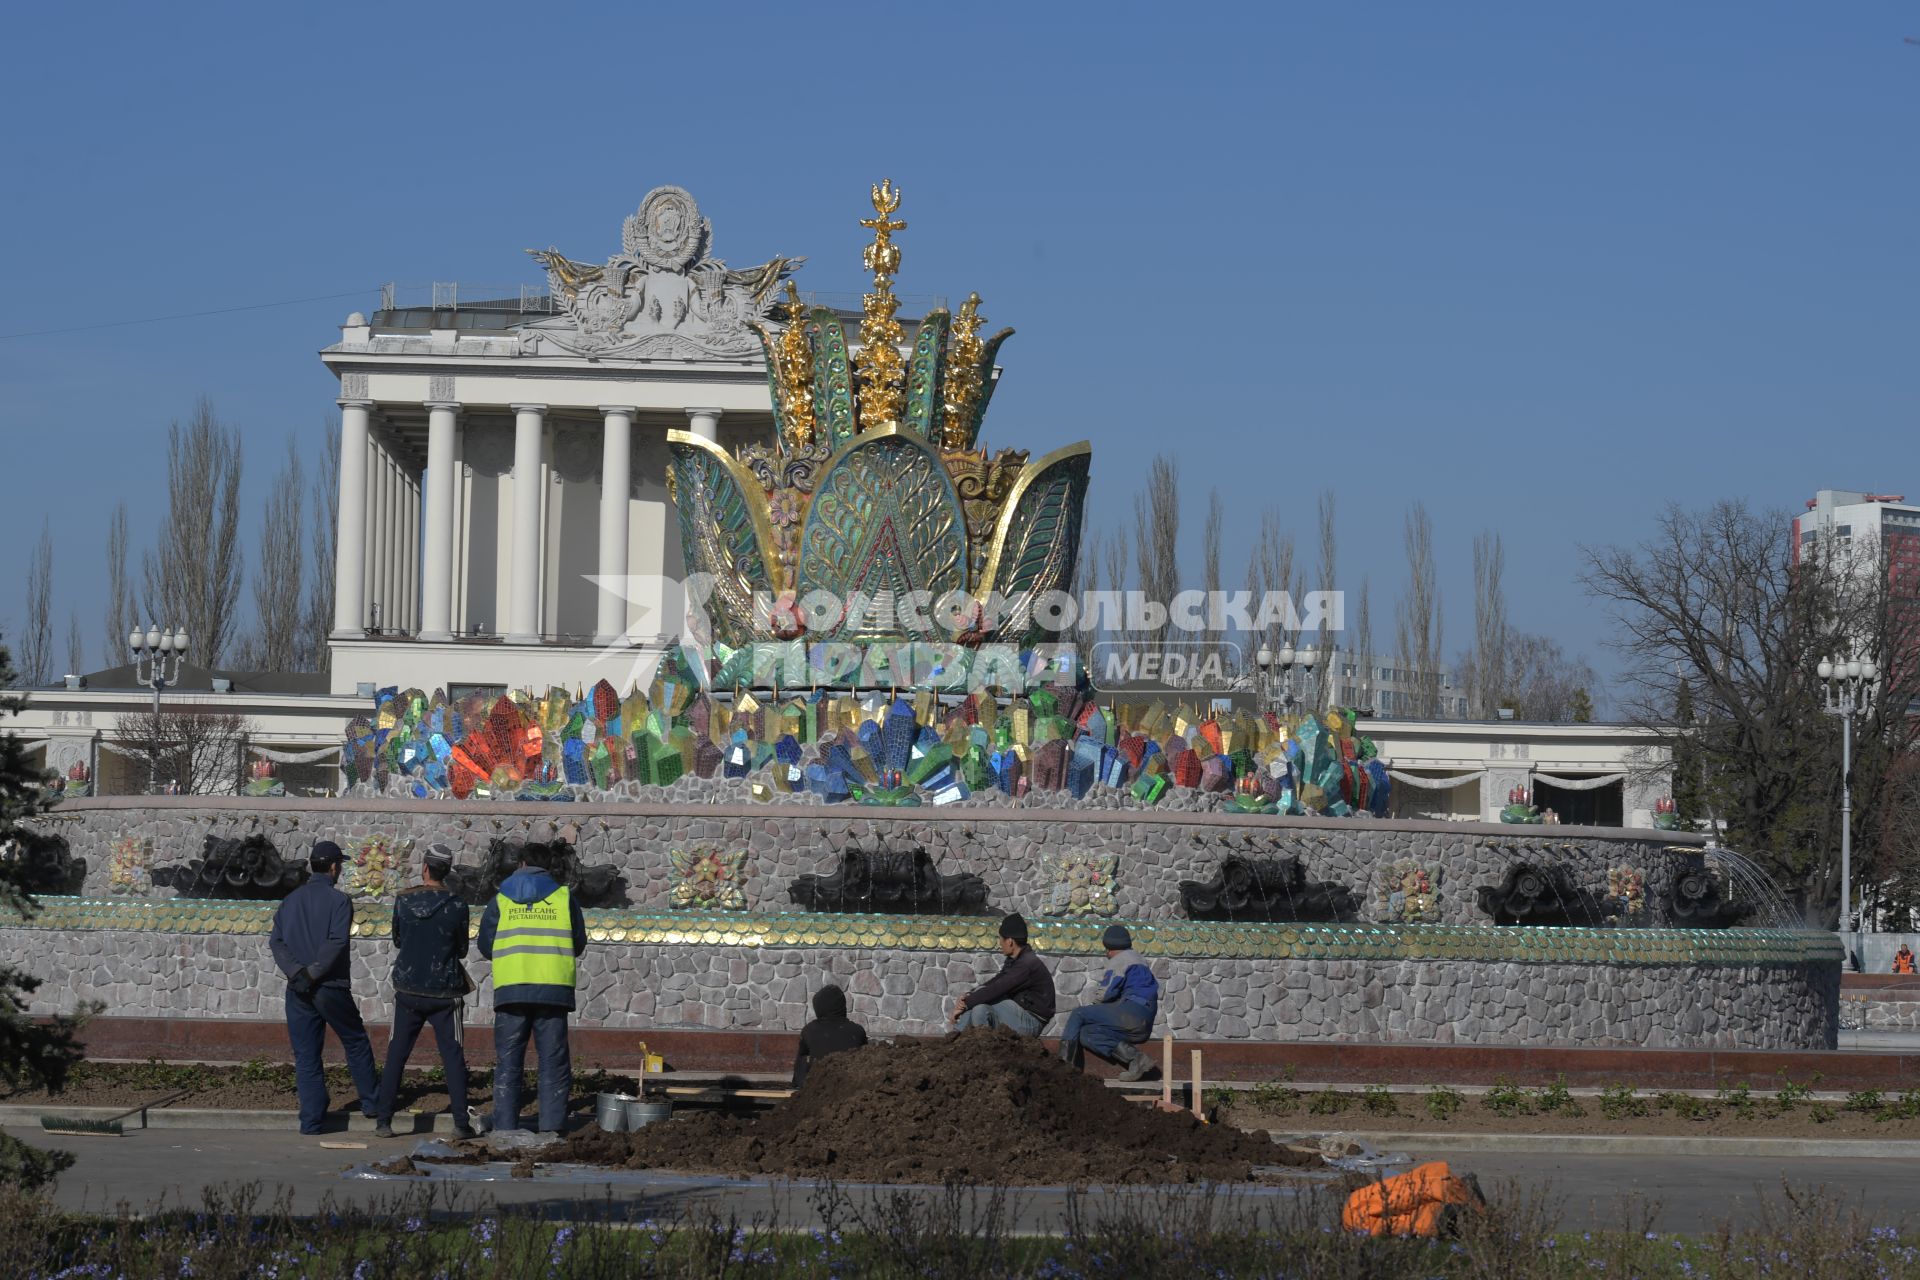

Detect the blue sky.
[{"left": 1, "top": 3, "right": 1914, "bottom": 690}]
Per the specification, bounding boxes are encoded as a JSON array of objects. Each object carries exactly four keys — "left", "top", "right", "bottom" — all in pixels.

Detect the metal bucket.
[
  {"left": 594, "top": 1092, "right": 635, "bottom": 1132},
  {"left": 624, "top": 1099, "right": 672, "bottom": 1130}
]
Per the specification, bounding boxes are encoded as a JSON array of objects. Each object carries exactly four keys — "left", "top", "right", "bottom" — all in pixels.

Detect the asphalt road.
[{"left": 11, "top": 1125, "right": 1920, "bottom": 1235}]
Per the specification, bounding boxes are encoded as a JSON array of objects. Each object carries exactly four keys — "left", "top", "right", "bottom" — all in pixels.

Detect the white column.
[
  {"left": 418, "top": 401, "right": 460, "bottom": 642},
  {"left": 384, "top": 450, "right": 399, "bottom": 629},
  {"left": 332, "top": 400, "right": 372, "bottom": 635},
  {"left": 403, "top": 472, "right": 419, "bottom": 634},
  {"left": 506, "top": 404, "right": 547, "bottom": 644},
  {"left": 685, "top": 406, "right": 722, "bottom": 442},
  {"left": 595, "top": 406, "right": 635, "bottom": 645},
  {"left": 370, "top": 444, "right": 390, "bottom": 631}
]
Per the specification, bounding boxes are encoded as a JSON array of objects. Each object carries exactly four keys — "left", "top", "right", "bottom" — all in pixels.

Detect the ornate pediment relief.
[{"left": 517, "top": 186, "right": 802, "bottom": 360}]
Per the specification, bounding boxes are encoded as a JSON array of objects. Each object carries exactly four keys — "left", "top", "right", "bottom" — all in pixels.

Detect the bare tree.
[
  {"left": 303, "top": 415, "right": 340, "bottom": 671},
  {"left": 1315, "top": 489, "right": 1338, "bottom": 710},
  {"left": 1393, "top": 502, "right": 1444, "bottom": 717},
  {"left": 1499, "top": 633, "right": 1600, "bottom": 722},
  {"left": 63, "top": 612, "right": 82, "bottom": 680},
  {"left": 1582, "top": 500, "right": 1920, "bottom": 922},
  {"left": 244, "top": 436, "right": 306, "bottom": 673},
  {"left": 1129, "top": 454, "right": 1180, "bottom": 656},
  {"left": 18, "top": 522, "right": 53, "bottom": 688},
  {"left": 103, "top": 502, "right": 132, "bottom": 668},
  {"left": 1201, "top": 489, "right": 1223, "bottom": 668},
  {"left": 1245, "top": 507, "right": 1296, "bottom": 669},
  {"left": 1353, "top": 575, "right": 1374, "bottom": 711},
  {"left": 112, "top": 704, "right": 254, "bottom": 796},
  {"left": 142, "top": 399, "right": 244, "bottom": 667},
  {"left": 1466, "top": 531, "right": 1510, "bottom": 717}
]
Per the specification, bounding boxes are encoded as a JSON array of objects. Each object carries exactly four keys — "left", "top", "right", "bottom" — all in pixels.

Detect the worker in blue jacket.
[
  {"left": 1058, "top": 924, "right": 1160, "bottom": 1081},
  {"left": 267, "top": 840, "right": 380, "bottom": 1134}
]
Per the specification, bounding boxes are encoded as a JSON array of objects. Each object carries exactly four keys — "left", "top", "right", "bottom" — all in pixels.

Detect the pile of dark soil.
[{"left": 538, "top": 1028, "right": 1316, "bottom": 1185}]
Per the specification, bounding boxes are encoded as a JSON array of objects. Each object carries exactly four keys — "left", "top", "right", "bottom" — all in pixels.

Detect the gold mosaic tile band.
[{"left": 1, "top": 897, "right": 1842, "bottom": 967}]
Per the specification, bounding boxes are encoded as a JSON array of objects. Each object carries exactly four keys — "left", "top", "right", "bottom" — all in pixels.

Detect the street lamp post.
[
  {"left": 1254, "top": 643, "right": 1318, "bottom": 713},
  {"left": 1817, "top": 654, "right": 1878, "bottom": 953},
  {"left": 129, "top": 624, "right": 189, "bottom": 793}
]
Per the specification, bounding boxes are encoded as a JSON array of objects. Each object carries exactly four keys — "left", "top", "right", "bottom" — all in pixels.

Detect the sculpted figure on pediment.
[{"left": 519, "top": 186, "right": 802, "bottom": 360}]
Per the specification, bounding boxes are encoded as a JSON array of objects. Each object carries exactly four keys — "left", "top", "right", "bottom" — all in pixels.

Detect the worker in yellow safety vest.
[{"left": 477, "top": 842, "right": 588, "bottom": 1134}]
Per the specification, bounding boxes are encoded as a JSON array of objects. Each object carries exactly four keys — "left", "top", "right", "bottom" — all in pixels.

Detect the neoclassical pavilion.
[{"left": 322, "top": 185, "right": 802, "bottom": 697}]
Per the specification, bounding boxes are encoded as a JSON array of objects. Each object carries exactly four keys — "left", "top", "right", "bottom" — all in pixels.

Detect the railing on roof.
[
  {"left": 375, "top": 283, "right": 555, "bottom": 315},
  {"left": 372, "top": 283, "right": 950, "bottom": 319}
]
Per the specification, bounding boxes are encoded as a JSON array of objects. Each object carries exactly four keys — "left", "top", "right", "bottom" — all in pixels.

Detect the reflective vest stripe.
[{"left": 491, "top": 888, "right": 576, "bottom": 991}]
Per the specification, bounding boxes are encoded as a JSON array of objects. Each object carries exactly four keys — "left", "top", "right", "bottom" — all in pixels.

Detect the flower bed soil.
[
  {"left": 0, "top": 1062, "right": 500, "bottom": 1116},
  {"left": 531, "top": 1028, "right": 1315, "bottom": 1186}
]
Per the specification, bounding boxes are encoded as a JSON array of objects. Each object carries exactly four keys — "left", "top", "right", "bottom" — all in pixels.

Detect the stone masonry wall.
[
  {"left": 1, "top": 924, "right": 1836, "bottom": 1051},
  {"left": 35, "top": 796, "right": 1709, "bottom": 928}
]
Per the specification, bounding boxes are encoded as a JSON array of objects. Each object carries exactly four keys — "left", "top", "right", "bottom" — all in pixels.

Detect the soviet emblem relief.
[{"left": 520, "top": 186, "right": 803, "bottom": 360}]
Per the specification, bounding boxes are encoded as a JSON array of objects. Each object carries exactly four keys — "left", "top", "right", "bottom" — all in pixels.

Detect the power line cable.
[{"left": 0, "top": 289, "right": 375, "bottom": 341}]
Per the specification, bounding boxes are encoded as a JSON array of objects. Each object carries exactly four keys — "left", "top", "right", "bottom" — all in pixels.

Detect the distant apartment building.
[
  {"left": 1321, "top": 652, "right": 1468, "bottom": 719},
  {"left": 1792, "top": 489, "right": 1920, "bottom": 584},
  {"left": 1793, "top": 489, "right": 1920, "bottom": 703}
]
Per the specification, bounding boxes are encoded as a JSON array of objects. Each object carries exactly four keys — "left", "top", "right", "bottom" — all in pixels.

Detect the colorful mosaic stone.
[
  {"left": 0, "top": 896, "right": 1845, "bottom": 969},
  {"left": 1377, "top": 857, "right": 1442, "bottom": 924},
  {"left": 107, "top": 836, "right": 151, "bottom": 895},
  {"left": 1045, "top": 852, "right": 1119, "bottom": 917},
  {"left": 343, "top": 835, "right": 410, "bottom": 899},
  {"left": 668, "top": 847, "right": 749, "bottom": 910}
]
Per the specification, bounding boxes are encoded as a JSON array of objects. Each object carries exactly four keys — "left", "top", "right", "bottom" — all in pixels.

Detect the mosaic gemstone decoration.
[
  {"left": 343, "top": 835, "right": 409, "bottom": 900},
  {"left": 667, "top": 181, "right": 1090, "bottom": 649},
  {"left": 1607, "top": 863, "right": 1648, "bottom": 922},
  {"left": 1, "top": 896, "right": 1845, "bottom": 970},
  {"left": 347, "top": 670, "right": 1393, "bottom": 819},
  {"left": 1045, "top": 852, "right": 1118, "bottom": 918},
  {"left": 1377, "top": 857, "right": 1442, "bottom": 924},
  {"left": 668, "top": 847, "right": 748, "bottom": 911},
  {"left": 107, "top": 836, "right": 151, "bottom": 895}
]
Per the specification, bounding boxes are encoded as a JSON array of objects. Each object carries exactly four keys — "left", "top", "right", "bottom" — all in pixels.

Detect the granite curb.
[{"left": 1270, "top": 1129, "right": 1920, "bottom": 1160}]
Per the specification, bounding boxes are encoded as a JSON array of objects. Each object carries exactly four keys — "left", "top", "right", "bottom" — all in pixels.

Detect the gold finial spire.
[
  {"left": 941, "top": 291, "right": 987, "bottom": 449},
  {"left": 775, "top": 279, "right": 817, "bottom": 450},
  {"left": 855, "top": 179, "right": 908, "bottom": 431}
]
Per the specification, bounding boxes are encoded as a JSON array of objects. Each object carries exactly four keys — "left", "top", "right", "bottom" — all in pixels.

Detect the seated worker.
[
  {"left": 949, "top": 913, "right": 1056, "bottom": 1037},
  {"left": 792, "top": 983, "right": 868, "bottom": 1087},
  {"left": 1895, "top": 943, "right": 1916, "bottom": 975},
  {"left": 1058, "top": 925, "right": 1160, "bottom": 1081}
]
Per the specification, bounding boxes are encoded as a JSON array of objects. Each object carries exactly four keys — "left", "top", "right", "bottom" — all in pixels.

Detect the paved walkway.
[{"left": 11, "top": 1126, "right": 1919, "bottom": 1234}]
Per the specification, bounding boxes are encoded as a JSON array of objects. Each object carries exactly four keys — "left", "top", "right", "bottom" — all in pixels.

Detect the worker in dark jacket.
[
  {"left": 268, "top": 840, "right": 379, "bottom": 1135},
  {"left": 373, "top": 845, "right": 474, "bottom": 1139},
  {"left": 949, "top": 913, "right": 1056, "bottom": 1036},
  {"left": 1059, "top": 924, "right": 1160, "bottom": 1080},
  {"left": 793, "top": 984, "right": 868, "bottom": 1087},
  {"left": 477, "top": 842, "right": 588, "bottom": 1134}
]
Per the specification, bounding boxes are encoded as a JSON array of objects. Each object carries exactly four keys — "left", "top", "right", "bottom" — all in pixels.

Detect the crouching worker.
[
  {"left": 949, "top": 913, "right": 1056, "bottom": 1037},
  {"left": 793, "top": 983, "right": 868, "bottom": 1087},
  {"left": 373, "top": 844, "right": 474, "bottom": 1139},
  {"left": 1059, "top": 925, "right": 1159, "bottom": 1080}
]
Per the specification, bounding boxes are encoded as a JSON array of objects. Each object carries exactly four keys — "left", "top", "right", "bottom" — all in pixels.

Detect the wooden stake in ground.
[
  {"left": 1191, "top": 1049, "right": 1205, "bottom": 1121},
  {"left": 1162, "top": 1034, "right": 1175, "bottom": 1107}
]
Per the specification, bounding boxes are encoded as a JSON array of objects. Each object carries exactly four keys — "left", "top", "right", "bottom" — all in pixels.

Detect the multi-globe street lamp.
[
  {"left": 1254, "top": 643, "right": 1318, "bottom": 713},
  {"left": 1817, "top": 654, "right": 1878, "bottom": 946},
  {"left": 129, "top": 625, "right": 188, "bottom": 793}
]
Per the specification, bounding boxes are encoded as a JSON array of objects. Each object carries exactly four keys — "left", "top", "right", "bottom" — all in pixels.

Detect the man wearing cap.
[
  {"left": 268, "top": 840, "right": 380, "bottom": 1135},
  {"left": 477, "top": 842, "right": 588, "bottom": 1134},
  {"left": 948, "top": 913, "right": 1056, "bottom": 1037},
  {"left": 1058, "top": 924, "right": 1160, "bottom": 1081},
  {"left": 372, "top": 845, "right": 474, "bottom": 1139}
]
